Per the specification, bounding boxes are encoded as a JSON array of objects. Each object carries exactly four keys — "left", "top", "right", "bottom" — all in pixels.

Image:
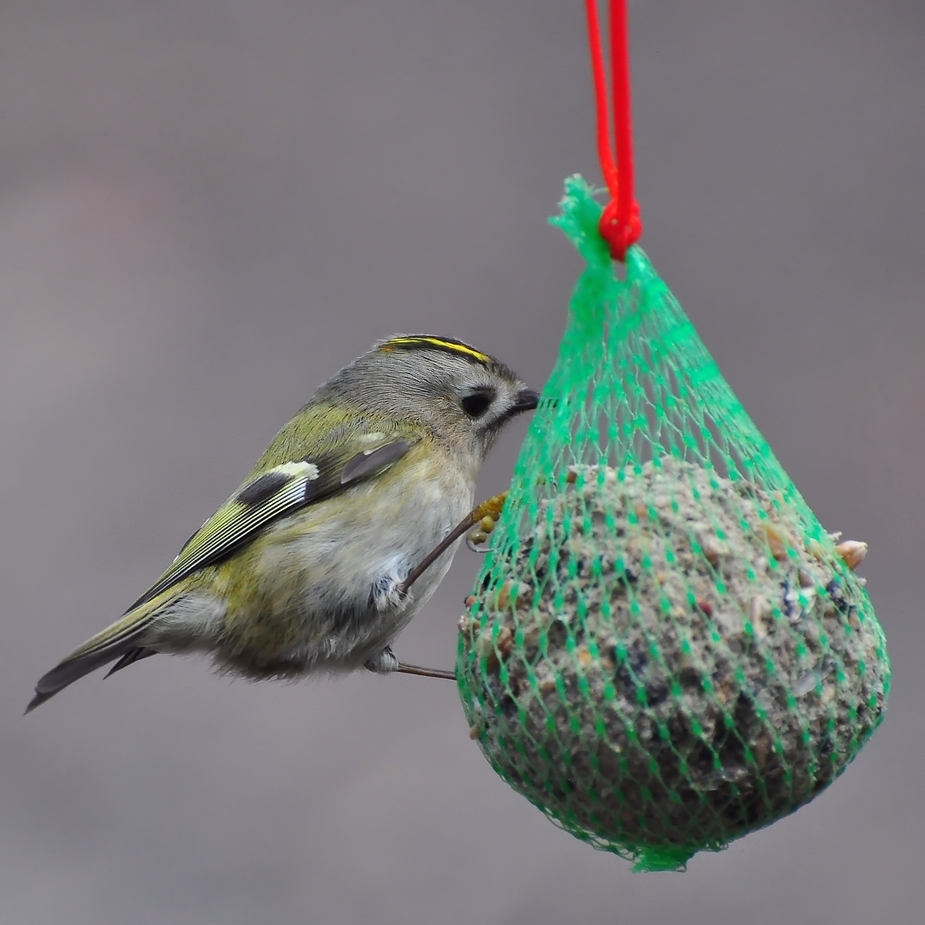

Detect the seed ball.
[{"left": 457, "top": 458, "right": 889, "bottom": 870}]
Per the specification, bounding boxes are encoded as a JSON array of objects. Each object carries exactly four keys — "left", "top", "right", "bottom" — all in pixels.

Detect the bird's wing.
[
  {"left": 26, "top": 415, "right": 419, "bottom": 712},
  {"left": 125, "top": 430, "right": 418, "bottom": 612}
]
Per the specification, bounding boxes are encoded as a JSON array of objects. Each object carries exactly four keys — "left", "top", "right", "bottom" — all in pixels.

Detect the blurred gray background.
[{"left": 2, "top": 1, "right": 922, "bottom": 923}]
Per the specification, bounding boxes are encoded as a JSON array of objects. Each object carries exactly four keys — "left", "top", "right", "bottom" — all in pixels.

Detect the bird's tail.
[{"left": 26, "top": 608, "right": 158, "bottom": 714}]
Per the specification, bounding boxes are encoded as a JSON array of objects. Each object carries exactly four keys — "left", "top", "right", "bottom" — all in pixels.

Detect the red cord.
[{"left": 584, "top": 0, "right": 642, "bottom": 261}]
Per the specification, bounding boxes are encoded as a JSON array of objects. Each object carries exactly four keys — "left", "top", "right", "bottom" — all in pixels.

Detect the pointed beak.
[{"left": 513, "top": 387, "right": 540, "bottom": 413}]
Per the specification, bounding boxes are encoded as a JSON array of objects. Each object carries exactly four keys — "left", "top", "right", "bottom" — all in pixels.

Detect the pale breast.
[{"left": 246, "top": 451, "right": 474, "bottom": 668}]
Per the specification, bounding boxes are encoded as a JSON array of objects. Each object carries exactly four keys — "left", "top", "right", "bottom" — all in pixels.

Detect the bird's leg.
[
  {"left": 363, "top": 646, "right": 455, "bottom": 681},
  {"left": 400, "top": 492, "right": 507, "bottom": 594},
  {"left": 394, "top": 662, "right": 456, "bottom": 681},
  {"left": 373, "top": 494, "right": 506, "bottom": 682}
]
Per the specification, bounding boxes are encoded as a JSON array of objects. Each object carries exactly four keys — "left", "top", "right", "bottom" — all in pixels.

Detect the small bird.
[{"left": 27, "top": 335, "right": 538, "bottom": 712}]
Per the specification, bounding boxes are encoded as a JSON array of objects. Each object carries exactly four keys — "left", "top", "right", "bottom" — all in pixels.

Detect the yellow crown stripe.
[{"left": 382, "top": 336, "right": 491, "bottom": 364}]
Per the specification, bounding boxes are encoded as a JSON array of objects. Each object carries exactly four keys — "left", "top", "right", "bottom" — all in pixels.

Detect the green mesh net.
[{"left": 456, "top": 176, "right": 890, "bottom": 872}]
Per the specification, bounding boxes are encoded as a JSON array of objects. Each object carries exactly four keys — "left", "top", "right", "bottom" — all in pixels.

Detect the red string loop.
[{"left": 584, "top": 0, "right": 642, "bottom": 262}]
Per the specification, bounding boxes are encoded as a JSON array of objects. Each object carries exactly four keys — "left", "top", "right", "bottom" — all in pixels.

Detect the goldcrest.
[{"left": 27, "top": 335, "right": 538, "bottom": 712}]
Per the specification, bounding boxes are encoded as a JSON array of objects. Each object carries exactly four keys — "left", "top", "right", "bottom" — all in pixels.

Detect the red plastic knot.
[{"left": 599, "top": 198, "right": 643, "bottom": 262}]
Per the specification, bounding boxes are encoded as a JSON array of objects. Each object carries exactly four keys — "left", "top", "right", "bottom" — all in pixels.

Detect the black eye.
[{"left": 461, "top": 389, "right": 494, "bottom": 418}]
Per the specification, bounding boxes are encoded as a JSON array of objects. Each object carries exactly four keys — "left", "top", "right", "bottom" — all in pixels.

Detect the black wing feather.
[{"left": 125, "top": 438, "right": 417, "bottom": 613}]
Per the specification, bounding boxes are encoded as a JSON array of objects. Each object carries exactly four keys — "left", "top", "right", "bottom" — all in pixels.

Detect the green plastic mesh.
[{"left": 456, "top": 176, "right": 890, "bottom": 872}]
